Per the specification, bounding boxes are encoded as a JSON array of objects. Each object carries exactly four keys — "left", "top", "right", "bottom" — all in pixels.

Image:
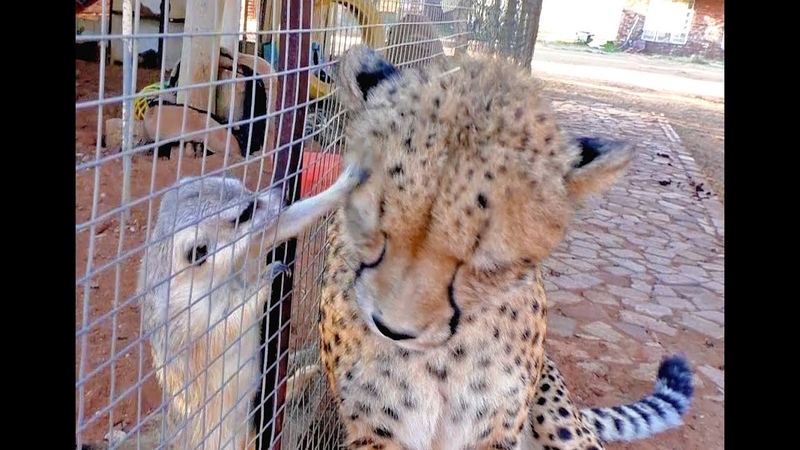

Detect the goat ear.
[
  {"left": 158, "top": 176, "right": 199, "bottom": 214},
  {"left": 565, "top": 137, "right": 634, "bottom": 203},
  {"left": 335, "top": 44, "right": 399, "bottom": 109}
]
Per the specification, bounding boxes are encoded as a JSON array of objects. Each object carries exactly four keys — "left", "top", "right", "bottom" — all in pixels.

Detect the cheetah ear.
[
  {"left": 565, "top": 137, "right": 634, "bottom": 203},
  {"left": 335, "top": 44, "right": 399, "bottom": 109}
]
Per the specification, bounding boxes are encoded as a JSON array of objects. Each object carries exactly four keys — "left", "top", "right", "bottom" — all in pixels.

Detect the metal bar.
[
  {"left": 253, "top": 0, "right": 312, "bottom": 447},
  {"left": 157, "top": 0, "right": 165, "bottom": 62},
  {"left": 120, "top": 0, "right": 134, "bottom": 222}
]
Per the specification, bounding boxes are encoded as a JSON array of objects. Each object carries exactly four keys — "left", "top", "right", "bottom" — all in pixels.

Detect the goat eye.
[
  {"left": 187, "top": 245, "right": 208, "bottom": 266},
  {"left": 231, "top": 200, "right": 256, "bottom": 225}
]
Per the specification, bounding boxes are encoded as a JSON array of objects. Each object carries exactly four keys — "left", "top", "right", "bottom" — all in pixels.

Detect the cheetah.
[{"left": 314, "top": 44, "right": 694, "bottom": 449}]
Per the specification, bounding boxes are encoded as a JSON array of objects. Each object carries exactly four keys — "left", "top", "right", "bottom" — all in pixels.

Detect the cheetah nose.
[{"left": 372, "top": 314, "right": 416, "bottom": 341}]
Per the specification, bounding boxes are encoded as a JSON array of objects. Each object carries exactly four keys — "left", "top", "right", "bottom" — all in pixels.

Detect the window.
[{"left": 641, "top": 0, "right": 695, "bottom": 45}]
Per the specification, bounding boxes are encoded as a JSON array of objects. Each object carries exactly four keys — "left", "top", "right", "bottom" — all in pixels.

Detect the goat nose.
[{"left": 371, "top": 314, "right": 416, "bottom": 341}]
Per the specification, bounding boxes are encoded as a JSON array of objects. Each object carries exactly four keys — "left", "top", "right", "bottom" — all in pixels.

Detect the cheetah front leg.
[
  {"left": 525, "top": 356, "right": 605, "bottom": 450},
  {"left": 284, "top": 364, "right": 322, "bottom": 401},
  {"left": 343, "top": 431, "right": 407, "bottom": 450}
]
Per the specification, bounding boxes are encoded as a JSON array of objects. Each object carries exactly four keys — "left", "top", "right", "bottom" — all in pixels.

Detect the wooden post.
[
  {"left": 258, "top": 0, "right": 279, "bottom": 53},
  {"left": 252, "top": 0, "right": 312, "bottom": 447},
  {"left": 177, "top": 0, "right": 225, "bottom": 112}
]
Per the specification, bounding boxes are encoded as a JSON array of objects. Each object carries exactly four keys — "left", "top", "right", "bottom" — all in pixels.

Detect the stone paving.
[{"left": 540, "top": 100, "right": 724, "bottom": 444}]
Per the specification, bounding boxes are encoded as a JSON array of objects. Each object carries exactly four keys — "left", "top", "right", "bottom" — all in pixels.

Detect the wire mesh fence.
[{"left": 75, "top": 0, "right": 540, "bottom": 448}]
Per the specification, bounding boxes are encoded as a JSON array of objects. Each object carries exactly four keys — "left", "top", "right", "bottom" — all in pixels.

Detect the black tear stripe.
[
  {"left": 447, "top": 264, "right": 463, "bottom": 337},
  {"left": 354, "top": 233, "right": 388, "bottom": 280},
  {"left": 373, "top": 316, "right": 416, "bottom": 341}
]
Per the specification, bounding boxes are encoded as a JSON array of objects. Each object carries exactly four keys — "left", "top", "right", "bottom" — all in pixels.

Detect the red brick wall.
[
  {"left": 616, "top": 0, "right": 724, "bottom": 60},
  {"left": 246, "top": 0, "right": 258, "bottom": 21}
]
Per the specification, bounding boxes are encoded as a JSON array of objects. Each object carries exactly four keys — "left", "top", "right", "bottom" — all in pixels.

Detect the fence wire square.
[{"left": 75, "top": 0, "right": 533, "bottom": 448}]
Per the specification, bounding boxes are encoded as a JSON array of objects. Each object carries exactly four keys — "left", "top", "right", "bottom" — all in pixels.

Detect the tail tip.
[{"left": 657, "top": 354, "right": 694, "bottom": 399}]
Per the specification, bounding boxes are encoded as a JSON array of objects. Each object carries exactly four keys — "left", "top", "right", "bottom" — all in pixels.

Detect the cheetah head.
[{"left": 335, "top": 45, "right": 634, "bottom": 351}]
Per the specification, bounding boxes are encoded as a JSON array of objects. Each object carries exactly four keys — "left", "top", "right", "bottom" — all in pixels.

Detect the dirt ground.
[
  {"left": 533, "top": 46, "right": 724, "bottom": 450},
  {"left": 538, "top": 78, "right": 724, "bottom": 202},
  {"left": 533, "top": 45, "right": 725, "bottom": 202},
  {"left": 76, "top": 60, "right": 330, "bottom": 444},
  {"left": 76, "top": 48, "right": 724, "bottom": 447}
]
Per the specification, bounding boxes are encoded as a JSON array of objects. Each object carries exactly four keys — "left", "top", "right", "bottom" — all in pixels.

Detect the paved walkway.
[
  {"left": 533, "top": 47, "right": 725, "bottom": 99},
  {"left": 541, "top": 100, "right": 724, "bottom": 447}
]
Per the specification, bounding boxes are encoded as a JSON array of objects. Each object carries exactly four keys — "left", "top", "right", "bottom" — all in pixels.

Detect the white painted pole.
[
  {"left": 121, "top": 0, "right": 134, "bottom": 222},
  {"left": 220, "top": 0, "right": 242, "bottom": 54},
  {"left": 177, "top": 0, "right": 225, "bottom": 111}
]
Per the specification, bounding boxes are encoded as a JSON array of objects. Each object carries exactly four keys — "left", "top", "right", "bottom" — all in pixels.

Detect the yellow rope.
[{"left": 133, "top": 82, "right": 169, "bottom": 120}]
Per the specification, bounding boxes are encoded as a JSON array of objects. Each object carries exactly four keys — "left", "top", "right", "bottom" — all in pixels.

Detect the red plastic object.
[{"left": 300, "top": 151, "right": 343, "bottom": 198}]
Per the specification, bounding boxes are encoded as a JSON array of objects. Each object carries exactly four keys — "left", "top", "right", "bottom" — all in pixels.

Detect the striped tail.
[{"left": 580, "top": 355, "right": 694, "bottom": 443}]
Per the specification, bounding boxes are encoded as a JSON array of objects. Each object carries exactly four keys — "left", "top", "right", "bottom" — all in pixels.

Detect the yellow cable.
[{"left": 133, "top": 82, "right": 169, "bottom": 121}]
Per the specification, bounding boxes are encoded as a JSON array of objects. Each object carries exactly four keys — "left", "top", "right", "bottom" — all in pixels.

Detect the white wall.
[
  {"left": 109, "top": 15, "right": 185, "bottom": 68},
  {"left": 108, "top": 0, "right": 187, "bottom": 68},
  {"left": 110, "top": 0, "right": 185, "bottom": 17},
  {"left": 76, "top": 17, "right": 105, "bottom": 36},
  {"left": 538, "top": 0, "right": 626, "bottom": 44}
]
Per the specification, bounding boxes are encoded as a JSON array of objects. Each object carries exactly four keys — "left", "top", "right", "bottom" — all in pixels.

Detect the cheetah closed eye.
[{"left": 316, "top": 44, "right": 694, "bottom": 450}]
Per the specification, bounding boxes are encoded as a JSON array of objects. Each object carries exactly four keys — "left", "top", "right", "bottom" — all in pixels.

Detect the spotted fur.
[{"left": 316, "top": 44, "right": 693, "bottom": 450}]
